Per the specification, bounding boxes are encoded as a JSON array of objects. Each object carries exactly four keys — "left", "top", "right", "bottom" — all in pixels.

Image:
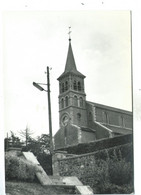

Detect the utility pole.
[
  {"left": 6, "top": 132, "right": 9, "bottom": 151},
  {"left": 33, "top": 66, "right": 53, "bottom": 154},
  {"left": 46, "top": 66, "right": 53, "bottom": 154},
  {"left": 33, "top": 66, "right": 53, "bottom": 175}
]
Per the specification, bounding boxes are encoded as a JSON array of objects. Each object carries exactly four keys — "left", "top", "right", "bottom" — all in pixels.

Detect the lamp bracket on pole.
[
  {"left": 33, "top": 82, "right": 47, "bottom": 92},
  {"left": 37, "top": 83, "right": 47, "bottom": 86}
]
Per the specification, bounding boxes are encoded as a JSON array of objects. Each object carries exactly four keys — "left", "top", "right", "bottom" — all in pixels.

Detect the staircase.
[
  {"left": 49, "top": 176, "right": 94, "bottom": 194},
  {"left": 23, "top": 152, "right": 94, "bottom": 194}
]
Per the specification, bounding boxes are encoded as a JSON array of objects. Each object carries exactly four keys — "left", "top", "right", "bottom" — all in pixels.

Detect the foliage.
[
  {"left": 22, "top": 134, "right": 52, "bottom": 175},
  {"left": 18, "top": 126, "right": 34, "bottom": 146},
  {"left": 59, "top": 134, "right": 132, "bottom": 154},
  {"left": 5, "top": 152, "right": 41, "bottom": 182},
  {"left": 108, "top": 149, "right": 133, "bottom": 186},
  {"left": 37, "top": 153, "right": 53, "bottom": 175},
  {"left": 59, "top": 144, "right": 133, "bottom": 194},
  {"left": 89, "top": 149, "right": 133, "bottom": 194},
  {"left": 22, "top": 134, "right": 50, "bottom": 155},
  {"left": 5, "top": 131, "right": 22, "bottom": 151},
  {"left": 97, "top": 182, "right": 133, "bottom": 194}
]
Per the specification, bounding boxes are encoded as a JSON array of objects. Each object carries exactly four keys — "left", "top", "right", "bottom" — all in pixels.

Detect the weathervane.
[{"left": 68, "top": 26, "right": 71, "bottom": 41}]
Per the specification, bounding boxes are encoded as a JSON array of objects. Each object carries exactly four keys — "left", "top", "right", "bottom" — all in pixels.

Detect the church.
[{"left": 54, "top": 36, "right": 133, "bottom": 150}]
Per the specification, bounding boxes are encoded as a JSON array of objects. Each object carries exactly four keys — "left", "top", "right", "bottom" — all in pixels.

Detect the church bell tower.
[{"left": 57, "top": 30, "right": 88, "bottom": 129}]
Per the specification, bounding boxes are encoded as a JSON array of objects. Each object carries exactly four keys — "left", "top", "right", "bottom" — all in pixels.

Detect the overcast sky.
[{"left": 3, "top": 10, "right": 132, "bottom": 138}]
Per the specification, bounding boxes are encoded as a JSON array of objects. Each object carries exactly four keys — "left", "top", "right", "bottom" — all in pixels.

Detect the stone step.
[
  {"left": 48, "top": 176, "right": 94, "bottom": 194},
  {"left": 44, "top": 184, "right": 76, "bottom": 194},
  {"left": 75, "top": 185, "right": 94, "bottom": 195},
  {"left": 22, "top": 152, "right": 94, "bottom": 194},
  {"left": 49, "top": 176, "right": 83, "bottom": 186},
  {"left": 62, "top": 176, "right": 83, "bottom": 186}
]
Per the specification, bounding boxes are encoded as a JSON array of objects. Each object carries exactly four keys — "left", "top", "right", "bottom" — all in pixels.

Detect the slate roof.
[
  {"left": 86, "top": 101, "right": 132, "bottom": 115},
  {"left": 80, "top": 126, "right": 96, "bottom": 133},
  {"left": 102, "top": 124, "right": 132, "bottom": 134},
  {"left": 58, "top": 40, "right": 85, "bottom": 80}
]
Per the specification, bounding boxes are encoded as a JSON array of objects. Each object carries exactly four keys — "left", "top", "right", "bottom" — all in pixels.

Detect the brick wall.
[
  {"left": 54, "top": 128, "right": 65, "bottom": 149},
  {"left": 54, "top": 124, "right": 80, "bottom": 149},
  {"left": 81, "top": 130, "right": 96, "bottom": 143},
  {"left": 93, "top": 105, "right": 132, "bottom": 129},
  {"left": 94, "top": 122, "right": 110, "bottom": 139},
  {"left": 66, "top": 125, "right": 79, "bottom": 146}
]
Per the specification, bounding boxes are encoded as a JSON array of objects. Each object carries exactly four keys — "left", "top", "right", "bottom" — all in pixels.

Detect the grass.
[
  {"left": 6, "top": 181, "right": 76, "bottom": 195},
  {"left": 6, "top": 181, "right": 58, "bottom": 195}
]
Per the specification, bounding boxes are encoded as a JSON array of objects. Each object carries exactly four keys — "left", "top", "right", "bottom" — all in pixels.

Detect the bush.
[
  {"left": 37, "top": 153, "right": 53, "bottom": 175},
  {"left": 76, "top": 148, "right": 133, "bottom": 194},
  {"left": 93, "top": 149, "right": 134, "bottom": 194},
  {"left": 97, "top": 182, "right": 133, "bottom": 194},
  {"left": 5, "top": 153, "right": 41, "bottom": 182},
  {"left": 108, "top": 149, "right": 133, "bottom": 186}
]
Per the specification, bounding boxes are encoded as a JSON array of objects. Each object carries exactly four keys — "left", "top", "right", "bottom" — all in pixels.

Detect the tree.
[
  {"left": 37, "top": 134, "right": 50, "bottom": 154},
  {"left": 22, "top": 134, "right": 50, "bottom": 155},
  {"left": 5, "top": 131, "right": 22, "bottom": 151},
  {"left": 18, "top": 126, "right": 34, "bottom": 146}
]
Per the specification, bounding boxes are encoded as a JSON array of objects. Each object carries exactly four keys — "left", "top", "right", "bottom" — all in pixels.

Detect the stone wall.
[{"left": 57, "top": 142, "right": 133, "bottom": 192}]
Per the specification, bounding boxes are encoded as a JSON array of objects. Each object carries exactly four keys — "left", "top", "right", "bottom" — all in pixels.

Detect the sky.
[{"left": 2, "top": 10, "right": 132, "bottom": 138}]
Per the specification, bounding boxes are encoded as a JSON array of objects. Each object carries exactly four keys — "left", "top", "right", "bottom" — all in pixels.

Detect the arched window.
[
  {"left": 89, "top": 112, "right": 92, "bottom": 121},
  {"left": 74, "top": 95, "right": 78, "bottom": 107},
  {"left": 102, "top": 111, "right": 109, "bottom": 124},
  {"left": 62, "top": 83, "right": 65, "bottom": 93},
  {"left": 77, "top": 113, "right": 81, "bottom": 121},
  {"left": 119, "top": 116, "right": 125, "bottom": 127},
  {"left": 65, "top": 81, "right": 68, "bottom": 91},
  {"left": 59, "top": 83, "right": 61, "bottom": 93},
  {"left": 61, "top": 98, "right": 64, "bottom": 109},
  {"left": 64, "top": 127, "right": 67, "bottom": 137},
  {"left": 78, "top": 82, "right": 81, "bottom": 91},
  {"left": 79, "top": 97, "right": 83, "bottom": 107},
  {"left": 65, "top": 96, "right": 69, "bottom": 107},
  {"left": 73, "top": 80, "right": 77, "bottom": 90}
]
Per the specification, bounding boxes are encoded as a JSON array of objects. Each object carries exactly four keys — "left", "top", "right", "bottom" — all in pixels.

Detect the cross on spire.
[{"left": 68, "top": 26, "right": 71, "bottom": 41}]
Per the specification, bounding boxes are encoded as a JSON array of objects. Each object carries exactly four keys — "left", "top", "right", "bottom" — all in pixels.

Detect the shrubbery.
[
  {"left": 108, "top": 153, "right": 133, "bottom": 186},
  {"left": 61, "top": 145, "right": 133, "bottom": 194},
  {"left": 58, "top": 134, "right": 132, "bottom": 154},
  {"left": 5, "top": 152, "right": 41, "bottom": 182},
  {"left": 87, "top": 149, "right": 133, "bottom": 194}
]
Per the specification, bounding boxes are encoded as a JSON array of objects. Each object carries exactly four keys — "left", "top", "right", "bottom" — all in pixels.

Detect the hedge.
[{"left": 5, "top": 152, "right": 41, "bottom": 182}]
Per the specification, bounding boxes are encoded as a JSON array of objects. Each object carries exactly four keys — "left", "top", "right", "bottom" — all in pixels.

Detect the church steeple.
[
  {"left": 64, "top": 40, "right": 77, "bottom": 73},
  {"left": 57, "top": 30, "right": 87, "bottom": 129},
  {"left": 58, "top": 31, "right": 85, "bottom": 80}
]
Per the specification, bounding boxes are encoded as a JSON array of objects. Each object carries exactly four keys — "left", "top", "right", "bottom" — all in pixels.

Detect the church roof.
[
  {"left": 58, "top": 39, "right": 85, "bottom": 80},
  {"left": 80, "top": 126, "right": 96, "bottom": 133},
  {"left": 86, "top": 101, "right": 132, "bottom": 115}
]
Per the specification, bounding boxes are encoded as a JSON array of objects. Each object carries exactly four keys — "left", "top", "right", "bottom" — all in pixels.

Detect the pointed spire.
[
  {"left": 57, "top": 28, "right": 85, "bottom": 80},
  {"left": 65, "top": 26, "right": 77, "bottom": 72},
  {"left": 65, "top": 40, "right": 77, "bottom": 72}
]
